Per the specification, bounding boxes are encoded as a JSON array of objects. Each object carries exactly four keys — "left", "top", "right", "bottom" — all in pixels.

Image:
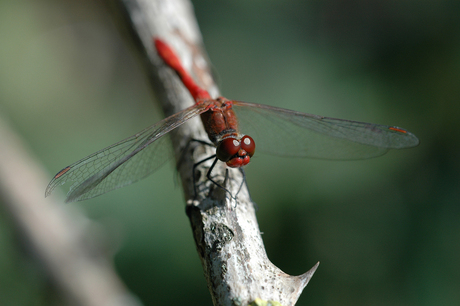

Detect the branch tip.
[{"left": 298, "top": 261, "right": 320, "bottom": 290}]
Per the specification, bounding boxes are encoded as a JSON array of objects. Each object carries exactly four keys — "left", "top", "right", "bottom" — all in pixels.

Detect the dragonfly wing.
[
  {"left": 46, "top": 103, "right": 208, "bottom": 202},
  {"left": 232, "top": 101, "right": 419, "bottom": 160}
]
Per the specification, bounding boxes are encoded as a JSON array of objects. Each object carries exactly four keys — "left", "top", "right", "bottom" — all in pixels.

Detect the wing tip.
[{"left": 388, "top": 126, "right": 420, "bottom": 148}]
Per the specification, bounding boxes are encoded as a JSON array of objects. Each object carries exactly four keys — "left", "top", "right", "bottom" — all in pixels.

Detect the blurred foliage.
[{"left": 0, "top": 0, "right": 459, "bottom": 305}]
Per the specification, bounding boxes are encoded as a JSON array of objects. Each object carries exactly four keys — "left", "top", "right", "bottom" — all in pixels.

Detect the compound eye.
[
  {"left": 216, "top": 138, "right": 240, "bottom": 162},
  {"left": 240, "top": 135, "right": 255, "bottom": 157}
]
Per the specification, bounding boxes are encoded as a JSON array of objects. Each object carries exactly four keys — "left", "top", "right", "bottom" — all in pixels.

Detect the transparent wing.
[
  {"left": 232, "top": 101, "right": 419, "bottom": 160},
  {"left": 46, "top": 103, "right": 208, "bottom": 202}
]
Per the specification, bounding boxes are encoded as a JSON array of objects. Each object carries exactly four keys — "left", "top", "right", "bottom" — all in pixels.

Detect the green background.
[{"left": 1, "top": 0, "right": 459, "bottom": 305}]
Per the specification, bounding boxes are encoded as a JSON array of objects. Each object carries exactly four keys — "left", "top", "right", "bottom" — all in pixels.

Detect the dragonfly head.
[{"left": 216, "top": 135, "right": 255, "bottom": 168}]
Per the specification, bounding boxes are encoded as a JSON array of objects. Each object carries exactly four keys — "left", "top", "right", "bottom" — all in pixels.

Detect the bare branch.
[
  {"left": 0, "top": 115, "right": 141, "bottom": 306},
  {"left": 110, "top": 0, "right": 319, "bottom": 305}
]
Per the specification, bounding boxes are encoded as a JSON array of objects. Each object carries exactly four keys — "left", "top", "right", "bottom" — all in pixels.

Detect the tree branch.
[
  {"left": 0, "top": 115, "right": 141, "bottom": 306},
  {"left": 109, "top": 0, "right": 319, "bottom": 305}
]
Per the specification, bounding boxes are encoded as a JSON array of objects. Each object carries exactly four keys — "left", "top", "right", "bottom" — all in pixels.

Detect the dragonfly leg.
[
  {"left": 204, "top": 157, "right": 234, "bottom": 199},
  {"left": 239, "top": 168, "right": 258, "bottom": 211},
  {"left": 192, "top": 154, "right": 217, "bottom": 199},
  {"left": 218, "top": 168, "right": 230, "bottom": 200},
  {"left": 192, "top": 155, "right": 234, "bottom": 200},
  {"left": 176, "top": 138, "right": 214, "bottom": 172},
  {"left": 176, "top": 138, "right": 214, "bottom": 189}
]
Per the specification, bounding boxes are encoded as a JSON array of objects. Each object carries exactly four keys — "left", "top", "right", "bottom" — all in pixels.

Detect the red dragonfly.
[{"left": 46, "top": 38, "right": 419, "bottom": 202}]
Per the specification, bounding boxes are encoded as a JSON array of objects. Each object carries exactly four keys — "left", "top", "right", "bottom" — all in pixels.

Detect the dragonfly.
[{"left": 46, "top": 38, "right": 419, "bottom": 203}]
